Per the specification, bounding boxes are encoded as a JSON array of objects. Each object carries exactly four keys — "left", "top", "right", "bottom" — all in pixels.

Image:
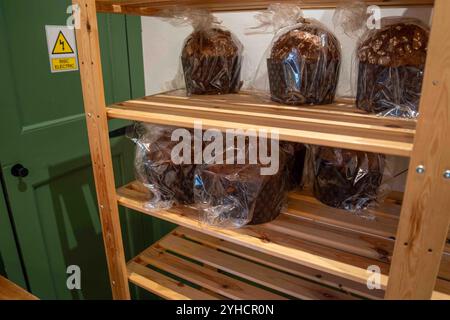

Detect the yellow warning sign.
[
  {"left": 51, "top": 57, "right": 77, "bottom": 71},
  {"left": 46, "top": 26, "right": 78, "bottom": 73},
  {"left": 52, "top": 31, "right": 74, "bottom": 54}
]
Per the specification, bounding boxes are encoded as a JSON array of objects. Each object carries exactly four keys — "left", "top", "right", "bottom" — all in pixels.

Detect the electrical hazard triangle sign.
[
  {"left": 52, "top": 31, "right": 74, "bottom": 54},
  {"left": 46, "top": 26, "right": 78, "bottom": 73}
]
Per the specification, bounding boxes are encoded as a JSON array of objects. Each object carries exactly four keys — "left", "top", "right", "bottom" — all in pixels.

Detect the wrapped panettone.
[
  {"left": 281, "top": 142, "right": 307, "bottom": 190},
  {"left": 356, "top": 20, "right": 429, "bottom": 118},
  {"left": 182, "top": 27, "right": 243, "bottom": 95},
  {"left": 312, "top": 147, "right": 385, "bottom": 211},
  {"left": 163, "top": 9, "right": 243, "bottom": 95},
  {"left": 195, "top": 164, "right": 287, "bottom": 227},
  {"left": 267, "top": 20, "right": 341, "bottom": 105},
  {"left": 132, "top": 124, "right": 196, "bottom": 209},
  {"left": 250, "top": 4, "right": 341, "bottom": 105},
  {"left": 194, "top": 141, "right": 302, "bottom": 228}
]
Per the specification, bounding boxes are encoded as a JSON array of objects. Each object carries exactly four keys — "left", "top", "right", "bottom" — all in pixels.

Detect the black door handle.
[{"left": 11, "top": 164, "right": 29, "bottom": 178}]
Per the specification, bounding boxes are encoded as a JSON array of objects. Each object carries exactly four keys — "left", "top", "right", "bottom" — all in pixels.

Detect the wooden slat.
[
  {"left": 432, "top": 290, "right": 450, "bottom": 300},
  {"left": 116, "top": 100, "right": 413, "bottom": 143},
  {"left": 127, "top": 261, "right": 218, "bottom": 300},
  {"left": 74, "top": 0, "right": 130, "bottom": 299},
  {"left": 141, "top": 247, "right": 286, "bottom": 300},
  {"left": 148, "top": 93, "right": 417, "bottom": 129},
  {"left": 157, "top": 234, "right": 356, "bottom": 300},
  {"left": 96, "top": 0, "right": 434, "bottom": 16},
  {"left": 0, "top": 276, "right": 38, "bottom": 300},
  {"left": 199, "top": 288, "right": 228, "bottom": 299},
  {"left": 288, "top": 191, "right": 450, "bottom": 253},
  {"left": 287, "top": 192, "right": 400, "bottom": 240},
  {"left": 434, "top": 279, "right": 450, "bottom": 298},
  {"left": 268, "top": 214, "right": 394, "bottom": 263},
  {"left": 386, "top": 0, "right": 450, "bottom": 299},
  {"left": 107, "top": 91, "right": 415, "bottom": 157},
  {"left": 271, "top": 213, "right": 450, "bottom": 281},
  {"left": 174, "top": 227, "right": 384, "bottom": 299}
]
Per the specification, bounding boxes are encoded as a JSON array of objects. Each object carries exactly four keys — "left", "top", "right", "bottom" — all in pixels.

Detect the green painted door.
[
  {"left": 0, "top": 0, "right": 160, "bottom": 299},
  {"left": 0, "top": 182, "right": 27, "bottom": 287}
]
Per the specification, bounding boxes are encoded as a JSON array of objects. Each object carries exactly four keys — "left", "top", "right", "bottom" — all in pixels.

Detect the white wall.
[{"left": 141, "top": 7, "right": 432, "bottom": 96}]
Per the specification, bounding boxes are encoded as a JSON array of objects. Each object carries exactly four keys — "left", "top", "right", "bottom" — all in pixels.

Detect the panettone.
[
  {"left": 194, "top": 141, "right": 299, "bottom": 227},
  {"left": 195, "top": 163, "right": 287, "bottom": 226},
  {"left": 135, "top": 125, "right": 196, "bottom": 207},
  {"left": 267, "top": 21, "right": 341, "bottom": 105},
  {"left": 182, "top": 28, "right": 243, "bottom": 95},
  {"left": 281, "top": 142, "right": 307, "bottom": 190},
  {"left": 356, "top": 21, "right": 429, "bottom": 116},
  {"left": 313, "top": 147, "right": 385, "bottom": 211}
]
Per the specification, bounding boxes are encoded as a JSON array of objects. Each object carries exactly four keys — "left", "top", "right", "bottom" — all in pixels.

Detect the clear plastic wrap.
[
  {"left": 250, "top": 4, "right": 341, "bottom": 105},
  {"left": 130, "top": 123, "right": 196, "bottom": 209},
  {"left": 333, "top": 0, "right": 370, "bottom": 40},
  {"left": 333, "top": 2, "right": 430, "bottom": 118},
  {"left": 193, "top": 140, "right": 304, "bottom": 228},
  {"left": 356, "top": 18, "right": 429, "bottom": 118},
  {"left": 281, "top": 141, "right": 307, "bottom": 190},
  {"left": 163, "top": 8, "right": 243, "bottom": 95},
  {"left": 309, "top": 146, "right": 392, "bottom": 215}
]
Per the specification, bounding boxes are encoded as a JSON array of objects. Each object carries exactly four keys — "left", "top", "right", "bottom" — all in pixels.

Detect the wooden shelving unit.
[{"left": 74, "top": 0, "right": 450, "bottom": 300}]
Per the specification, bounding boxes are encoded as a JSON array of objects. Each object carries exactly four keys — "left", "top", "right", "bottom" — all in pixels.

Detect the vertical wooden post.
[
  {"left": 73, "top": 0, "right": 130, "bottom": 300},
  {"left": 386, "top": 0, "right": 450, "bottom": 300}
]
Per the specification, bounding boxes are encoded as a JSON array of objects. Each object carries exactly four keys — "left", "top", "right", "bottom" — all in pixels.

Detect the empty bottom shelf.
[
  {"left": 128, "top": 227, "right": 450, "bottom": 300},
  {"left": 128, "top": 227, "right": 389, "bottom": 300}
]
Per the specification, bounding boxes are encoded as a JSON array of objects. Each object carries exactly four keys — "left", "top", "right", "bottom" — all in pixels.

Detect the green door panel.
[
  {"left": 0, "top": 182, "right": 26, "bottom": 286},
  {"left": 0, "top": 256, "right": 5, "bottom": 277},
  {"left": 0, "top": 0, "right": 154, "bottom": 299}
]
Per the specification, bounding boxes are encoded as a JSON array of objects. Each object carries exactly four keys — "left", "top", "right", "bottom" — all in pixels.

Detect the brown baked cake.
[
  {"left": 194, "top": 142, "right": 298, "bottom": 227},
  {"left": 356, "top": 21, "right": 429, "bottom": 117},
  {"left": 135, "top": 125, "right": 196, "bottom": 207},
  {"left": 195, "top": 164, "right": 287, "bottom": 226},
  {"left": 267, "top": 20, "right": 341, "bottom": 105},
  {"left": 280, "top": 142, "right": 307, "bottom": 190},
  {"left": 312, "top": 147, "right": 385, "bottom": 211},
  {"left": 182, "top": 28, "right": 243, "bottom": 95}
]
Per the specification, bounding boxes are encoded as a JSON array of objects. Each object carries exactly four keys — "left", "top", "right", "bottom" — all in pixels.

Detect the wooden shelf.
[
  {"left": 118, "top": 181, "right": 450, "bottom": 299},
  {"left": 129, "top": 227, "right": 364, "bottom": 300},
  {"left": 96, "top": 0, "right": 435, "bottom": 16},
  {"left": 0, "top": 276, "right": 38, "bottom": 300},
  {"left": 107, "top": 91, "right": 416, "bottom": 157}
]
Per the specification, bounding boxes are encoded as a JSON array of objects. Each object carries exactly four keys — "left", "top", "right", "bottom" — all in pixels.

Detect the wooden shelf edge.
[
  {"left": 107, "top": 91, "right": 415, "bottom": 157},
  {"left": 107, "top": 107, "right": 413, "bottom": 157},
  {"left": 96, "top": 0, "right": 435, "bottom": 16}
]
